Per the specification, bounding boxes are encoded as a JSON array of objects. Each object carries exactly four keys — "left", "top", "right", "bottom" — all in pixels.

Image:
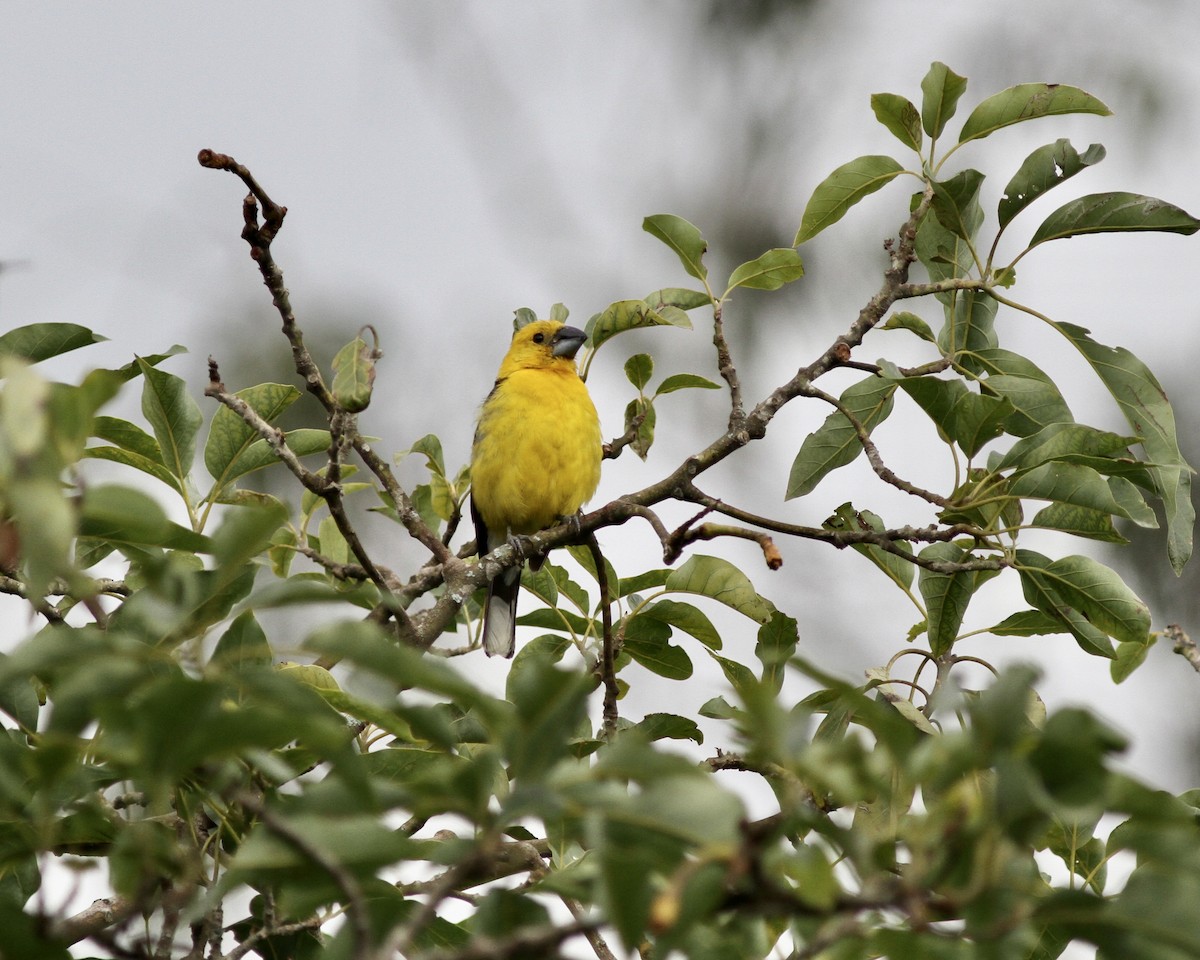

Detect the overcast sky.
[{"left": 4, "top": 2, "right": 1200, "bottom": 802}]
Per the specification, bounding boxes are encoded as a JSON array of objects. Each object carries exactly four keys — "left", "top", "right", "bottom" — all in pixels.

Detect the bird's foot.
[
  {"left": 558, "top": 512, "right": 584, "bottom": 538},
  {"left": 506, "top": 533, "right": 540, "bottom": 562}
]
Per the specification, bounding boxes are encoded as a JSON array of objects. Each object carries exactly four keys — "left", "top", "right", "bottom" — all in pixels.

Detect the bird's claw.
[
  {"left": 558, "top": 512, "right": 584, "bottom": 538},
  {"left": 506, "top": 534, "right": 539, "bottom": 561}
]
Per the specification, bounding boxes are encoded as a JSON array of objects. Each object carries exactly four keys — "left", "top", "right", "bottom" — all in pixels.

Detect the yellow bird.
[{"left": 470, "top": 320, "right": 602, "bottom": 657}]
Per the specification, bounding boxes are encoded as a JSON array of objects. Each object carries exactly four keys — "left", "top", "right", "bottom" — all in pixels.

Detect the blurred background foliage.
[{"left": 2, "top": 0, "right": 1198, "bottom": 810}]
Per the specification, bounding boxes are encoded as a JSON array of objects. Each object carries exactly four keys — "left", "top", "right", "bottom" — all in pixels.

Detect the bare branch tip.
[
  {"left": 197, "top": 148, "right": 233, "bottom": 170},
  {"left": 763, "top": 538, "right": 783, "bottom": 570}
]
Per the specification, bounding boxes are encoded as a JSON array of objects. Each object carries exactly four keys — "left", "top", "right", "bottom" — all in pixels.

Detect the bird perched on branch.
[{"left": 470, "top": 319, "right": 602, "bottom": 657}]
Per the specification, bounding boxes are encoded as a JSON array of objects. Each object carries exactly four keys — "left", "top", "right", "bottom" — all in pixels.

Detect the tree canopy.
[{"left": 3, "top": 63, "right": 1200, "bottom": 960}]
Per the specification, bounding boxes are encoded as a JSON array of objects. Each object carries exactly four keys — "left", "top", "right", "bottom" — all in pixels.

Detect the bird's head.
[{"left": 498, "top": 320, "right": 588, "bottom": 375}]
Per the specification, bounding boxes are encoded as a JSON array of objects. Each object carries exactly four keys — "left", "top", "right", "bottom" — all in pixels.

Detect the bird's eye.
[{"left": 532, "top": 332, "right": 545, "bottom": 344}]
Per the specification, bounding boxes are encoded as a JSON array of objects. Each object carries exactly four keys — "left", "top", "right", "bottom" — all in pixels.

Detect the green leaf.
[
  {"left": 623, "top": 396, "right": 656, "bottom": 460},
  {"left": 996, "top": 422, "right": 1133, "bottom": 472},
  {"left": 92, "top": 415, "right": 165, "bottom": 464},
  {"left": 1052, "top": 322, "right": 1194, "bottom": 572},
  {"left": 0, "top": 666, "right": 40, "bottom": 731},
  {"left": 216, "top": 429, "right": 333, "bottom": 489},
  {"left": 623, "top": 616, "right": 693, "bottom": 680},
  {"left": 998, "top": 139, "right": 1106, "bottom": 229},
  {"left": 917, "top": 542, "right": 974, "bottom": 656},
  {"left": 634, "top": 713, "right": 704, "bottom": 745},
  {"left": 619, "top": 568, "right": 671, "bottom": 598},
  {"left": 915, "top": 205, "right": 974, "bottom": 296},
  {"left": 725, "top": 248, "right": 804, "bottom": 293},
  {"left": 586, "top": 299, "right": 687, "bottom": 352},
  {"left": 1016, "top": 550, "right": 1150, "bottom": 655},
  {"left": 755, "top": 609, "right": 798, "bottom": 692},
  {"left": 895, "top": 375, "right": 1011, "bottom": 457},
  {"left": 881, "top": 311, "right": 935, "bottom": 342},
  {"left": 512, "top": 307, "right": 537, "bottom": 330},
  {"left": 698, "top": 695, "right": 740, "bottom": 721},
  {"left": 1104, "top": 862, "right": 1200, "bottom": 956},
  {"left": 642, "top": 214, "right": 708, "bottom": 281},
  {"left": 1029, "top": 192, "right": 1200, "bottom": 247},
  {"left": 871, "top": 93, "right": 922, "bottom": 151},
  {"left": 0, "top": 360, "right": 48, "bottom": 460},
  {"left": 231, "top": 813, "right": 412, "bottom": 874},
  {"left": 0, "top": 322, "right": 108, "bottom": 363},
  {"left": 1018, "top": 570, "right": 1115, "bottom": 659},
  {"left": 83, "top": 443, "right": 181, "bottom": 493},
  {"left": 548, "top": 302, "right": 569, "bottom": 322},
  {"left": 654, "top": 373, "right": 721, "bottom": 396},
  {"left": 939, "top": 287, "right": 998, "bottom": 366},
  {"left": 972, "top": 348, "right": 1075, "bottom": 437},
  {"left": 213, "top": 610, "right": 273, "bottom": 672},
  {"left": 958, "top": 83, "right": 1111, "bottom": 143},
  {"left": 640, "top": 599, "right": 721, "bottom": 650},
  {"left": 78, "top": 484, "right": 209, "bottom": 552},
  {"left": 708, "top": 651, "right": 758, "bottom": 700},
  {"left": 330, "top": 337, "right": 377, "bottom": 413},
  {"left": 915, "top": 208, "right": 997, "bottom": 365},
  {"left": 212, "top": 500, "right": 290, "bottom": 574},
  {"left": 643, "top": 287, "right": 713, "bottom": 312},
  {"left": 1111, "top": 634, "right": 1155, "bottom": 684},
  {"left": 1010, "top": 461, "right": 1157, "bottom": 526},
  {"left": 1030, "top": 503, "right": 1128, "bottom": 544},
  {"left": 930, "top": 169, "right": 985, "bottom": 242},
  {"left": 407, "top": 433, "right": 446, "bottom": 475},
  {"left": 316, "top": 687, "right": 416, "bottom": 742},
  {"left": 7, "top": 479, "right": 74, "bottom": 598},
  {"left": 786, "top": 375, "right": 896, "bottom": 498},
  {"left": 624, "top": 353, "right": 653, "bottom": 391},
  {"left": 823, "top": 503, "right": 914, "bottom": 591},
  {"left": 304, "top": 622, "right": 498, "bottom": 719},
  {"left": 664, "top": 554, "right": 772, "bottom": 624},
  {"left": 204, "top": 382, "right": 302, "bottom": 486},
  {"left": 108, "top": 344, "right": 188, "bottom": 382},
  {"left": 988, "top": 609, "right": 1068, "bottom": 637},
  {"left": 138, "top": 359, "right": 202, "bottom": 484},
  {"left": 796, "top": 155, "right": 905, "bottom": 244},
  {"left": 920, "top": 62, "right": 968, "bottom": 139},
  {"left": 545, "top": 556, "right": 594, "bottom": 611}
]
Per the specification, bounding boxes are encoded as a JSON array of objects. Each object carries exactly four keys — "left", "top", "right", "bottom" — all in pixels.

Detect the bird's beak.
[{"left": 551, "top": 326, "right": 588, "bottom": 359}]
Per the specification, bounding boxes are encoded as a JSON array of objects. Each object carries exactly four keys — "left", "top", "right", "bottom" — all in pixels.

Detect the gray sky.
[{"left": 4, "top": 1, "right": 1200, "bottom": 798}]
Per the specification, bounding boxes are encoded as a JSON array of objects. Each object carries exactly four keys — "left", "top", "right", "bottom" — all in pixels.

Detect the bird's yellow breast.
[{"left": 471, "top": 364, "right": 601, "bottom": 537}]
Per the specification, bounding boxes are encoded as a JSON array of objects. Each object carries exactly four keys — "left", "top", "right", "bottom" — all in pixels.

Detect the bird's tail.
[{"left": 483, "top": 565, "right": 521, "bottom": 657}]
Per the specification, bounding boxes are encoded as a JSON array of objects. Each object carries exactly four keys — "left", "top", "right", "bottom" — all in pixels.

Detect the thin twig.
[
  {"left": 351, "top": 436, "right": 453, "bottom": 561},
  {"left": 670, "top": 522, "right": 783, "bottom": 570},
  {"left": 794, "top": 378, "right": 948, "bottom": 507},
  {"left": 586, "top": 532, "right": 619, "bottom": 740},
  {"left": 677, "top": 483, "right": 1002, "bottom": 572},
  {"left": 603, "top": 412, "right": 646, "bottom": 460},
  {"left": 1167, "top": 624, "right": 1200, "bottom": 673},
  {"left": 711, "top": 299, "right": 745, "bottom": 430},
  {"left": 197, "top": 149, "right": 334, "bottom": 412}
]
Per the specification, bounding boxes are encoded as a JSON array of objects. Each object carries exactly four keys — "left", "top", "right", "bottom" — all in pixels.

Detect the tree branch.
[
  {"left": 712, "top": 299, "right": 745, "bottom": 430},
  {"left": 1167, "top": 623, "right": 1200, "bottom": 673},
  {"left": 586, "top": 533, "right": 619, "bottom": 740},
  {"left": 47, "top": 896, "right": 140, "bottom": 947}
]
